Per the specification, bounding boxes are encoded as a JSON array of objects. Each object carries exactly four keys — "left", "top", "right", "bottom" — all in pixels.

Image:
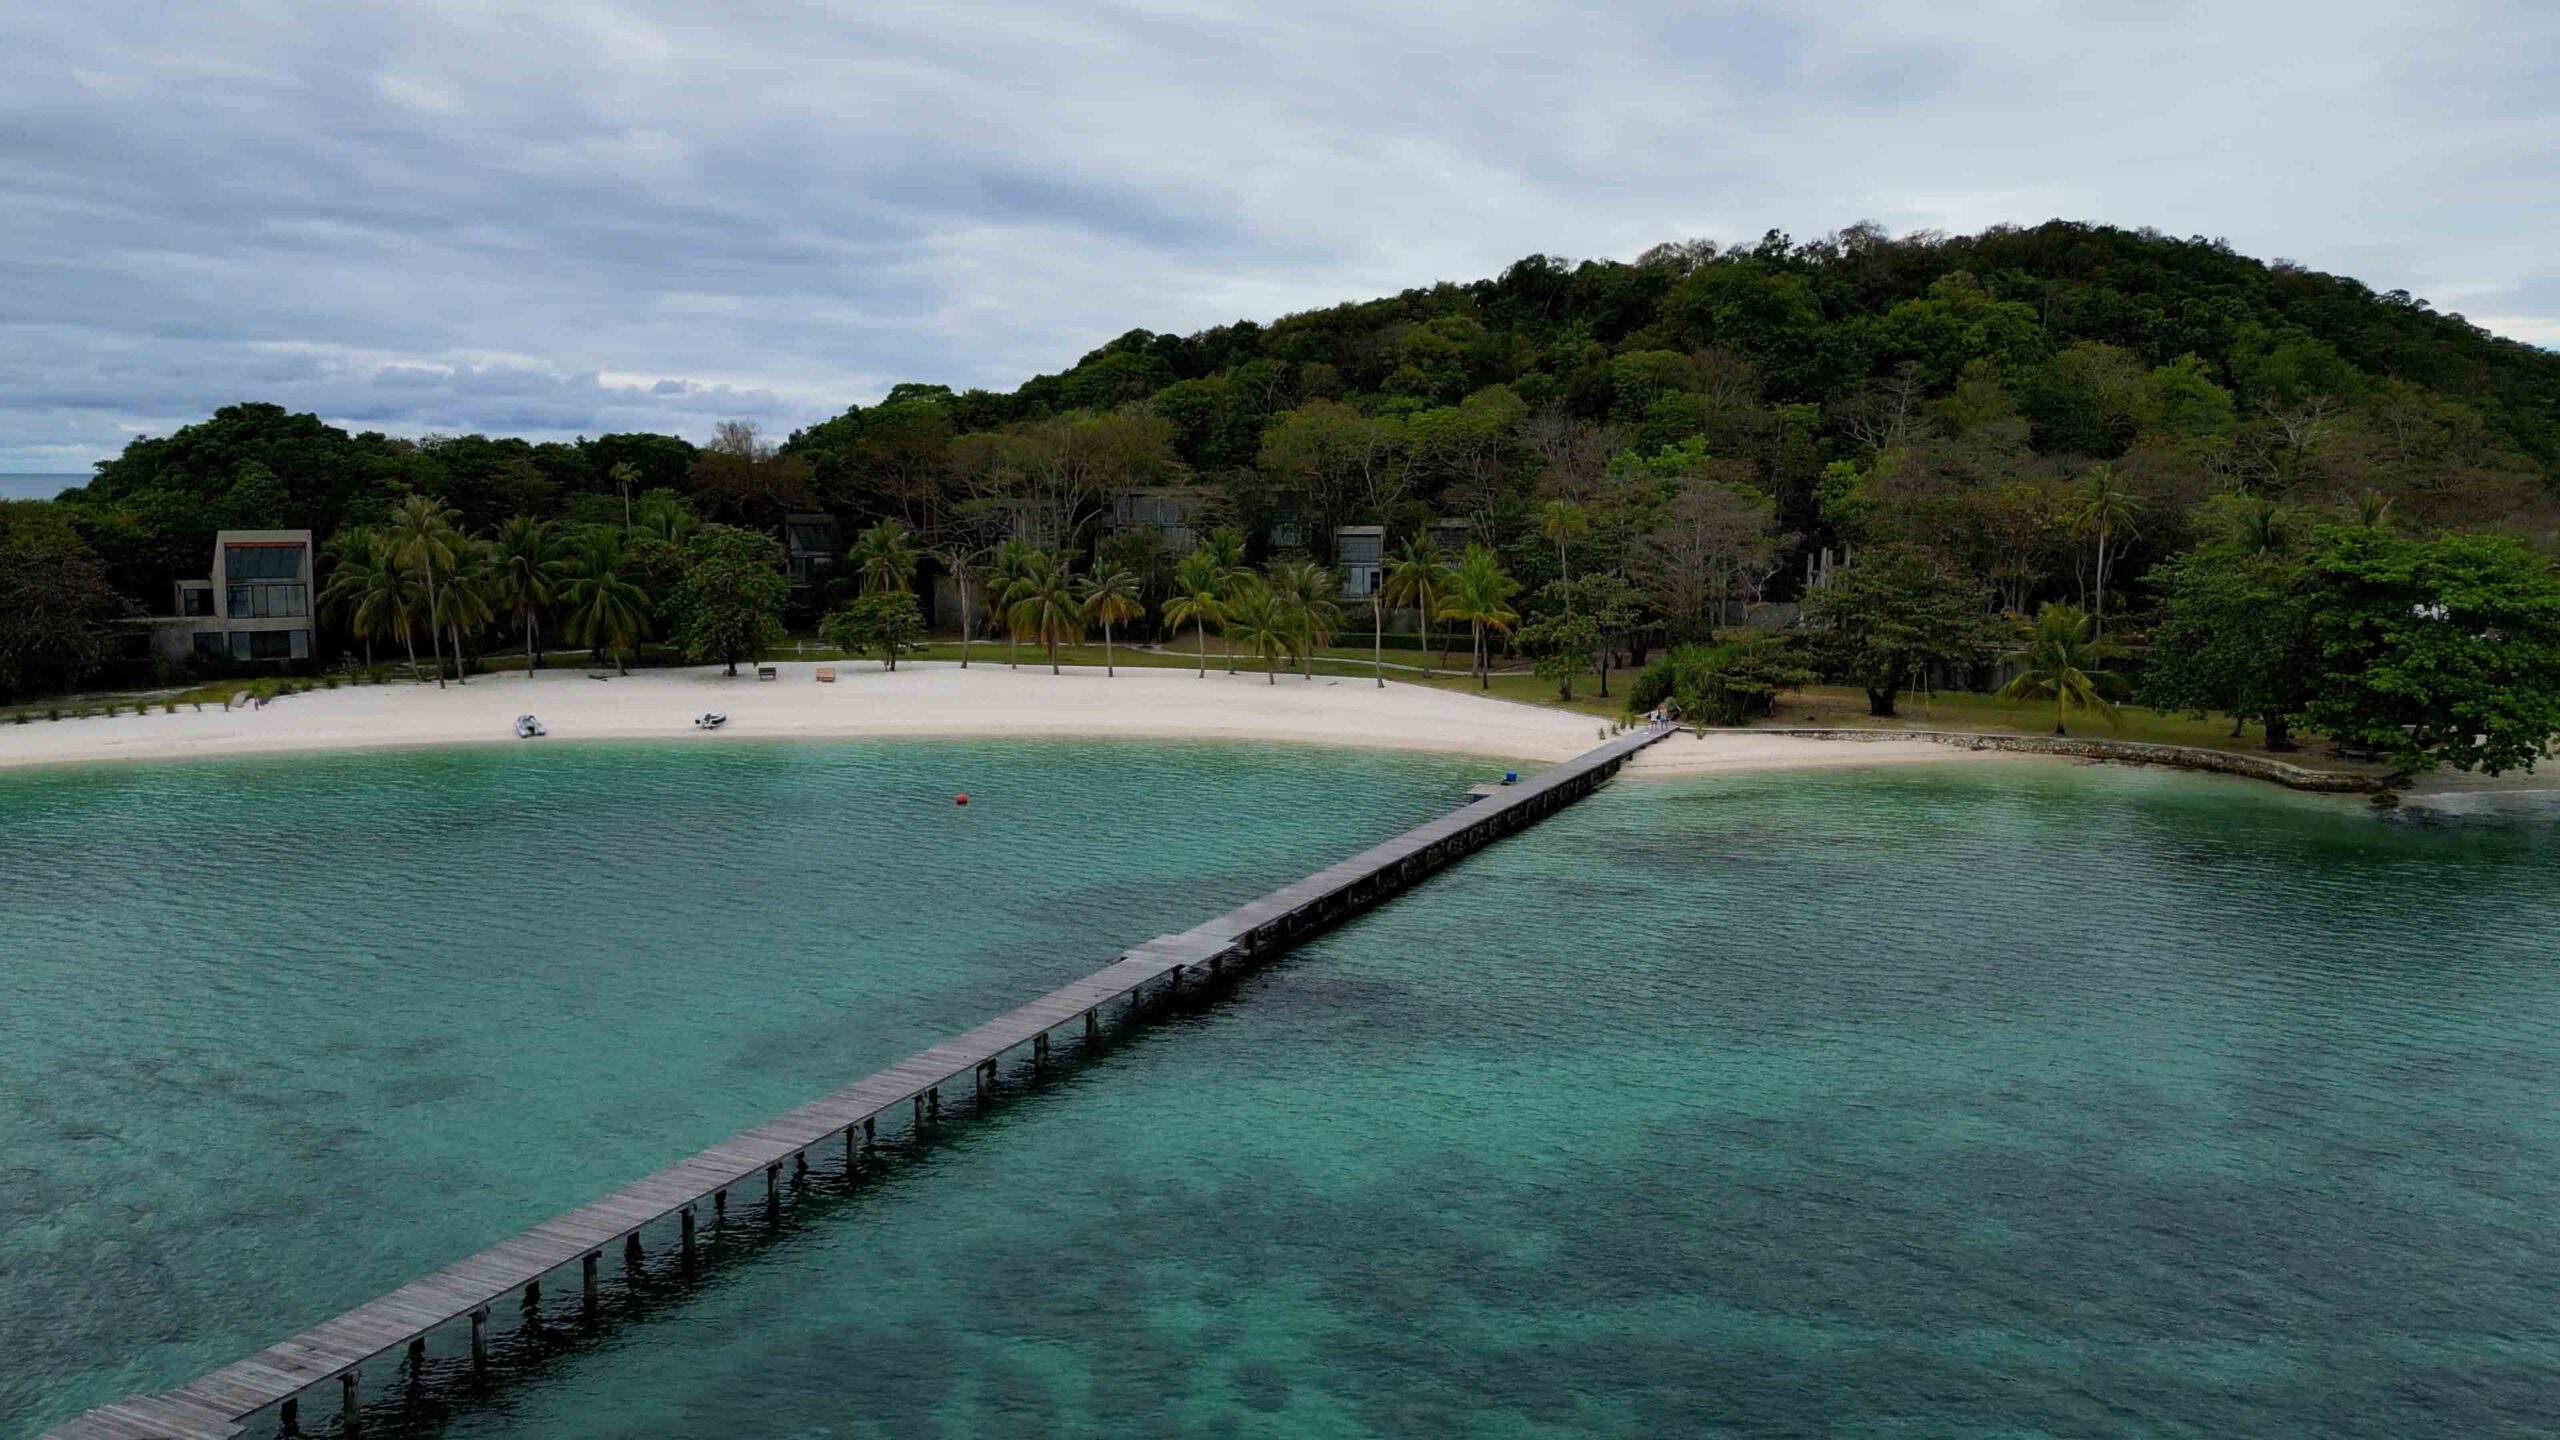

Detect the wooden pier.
[{"left": 39, "top": 728, "right": 1668, "bottom": 1440}]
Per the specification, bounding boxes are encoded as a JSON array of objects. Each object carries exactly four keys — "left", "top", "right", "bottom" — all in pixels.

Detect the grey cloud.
[{"left": 1, "top": 0, "right": 2554, "bottom": 470}]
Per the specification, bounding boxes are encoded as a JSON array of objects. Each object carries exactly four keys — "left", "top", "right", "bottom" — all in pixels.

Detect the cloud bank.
[{"left": 3, "top": 0, "right": 2553, "bottom": 470}]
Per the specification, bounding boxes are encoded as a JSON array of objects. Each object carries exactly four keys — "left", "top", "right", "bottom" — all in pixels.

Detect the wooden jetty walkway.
[{"left": 40, "top": 727, "right": 1669, "bottom": 1440}]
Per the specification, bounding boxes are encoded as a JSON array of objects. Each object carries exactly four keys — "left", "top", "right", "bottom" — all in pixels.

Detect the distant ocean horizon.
[{"left": 0, "top": 472, "right": 86, "bottom": 499}]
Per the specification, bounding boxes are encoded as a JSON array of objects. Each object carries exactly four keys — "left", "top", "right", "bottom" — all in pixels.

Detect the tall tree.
[
  {"left": 385, "top": 494, "right": 464, "bottom": 687},
  {"left": 1382, "top": 536, "right": 1452, "bottom": 676},
  {"left": 0, "top": 503, "right": 126, "bottom": 703},
  {"left": 491, "top": 516, "right": 569, "bottom": 675},
  {"left": 2298, "top": 528, "right": 2560, "bottom": 774},
  {"left": 1200, "top": 527, "right": 1253, "bottom": 675},
  {"left": 318, "top": 529, "right": 417, "bottom": 671},
  {"left": 1004, "top": 550, "right": 1085, "bottom": 674},
  {"left": 822, "top": 592, "right": 928, "bottom": 671},
  {"left": 2069, "top": 463, "right": 2141, "bottom": 638},
  {"left": 1222, "top": 581, "right": 1297, "bottom": 685},
  {"left": 1161, "top": 549, "right": 1232, "bottom": 678},
  {"left": 560, "top": 530, "right": 653, "bottom": 675},
  {"left": 1537, "top": 499, "right": 1590, "bottom": 608},
  {"left": 666, "top": 525, "right": 790, "bottom": 676},
  {"left": 1079, "top": 567, "right": 1144, "bottom": 676},
  {"left": 988, "top": 538, "right": 1040, "bottom": 669},
  {"left": 1997, "top": 603, "right": 2123, "bottom": 735},
  {"left": 1801, "top": 545, "right": 1990, "bottom": 717},
  {"left": 849, "top": 518, "right": 921, "bottom": 595},
  {"left": 2141, "top": 545, "right": 2316, "bottom": 748},
  {"left": 1267, "top": 557, "right": 1342, "bottom": 680},
  {"left": 932, "top": 534, "right": 987, "bottom": 668},
  {"left": 1442, "top": 543, "right": 1522, "bottom": 690}
]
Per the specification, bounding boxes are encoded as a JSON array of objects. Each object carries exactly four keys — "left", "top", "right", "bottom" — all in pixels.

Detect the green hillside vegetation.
[{"left": 12, "top": 220, "right": 2560, "bottom": 766}]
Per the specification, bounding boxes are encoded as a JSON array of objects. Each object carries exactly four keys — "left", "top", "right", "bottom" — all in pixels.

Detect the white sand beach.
[{"left": 0, "top": 661, "right": 1999, "bottom": 777}]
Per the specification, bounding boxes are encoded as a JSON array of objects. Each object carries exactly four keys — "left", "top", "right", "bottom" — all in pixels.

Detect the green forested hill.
[{"left": 23, "top": 220, "right": 2560, "bottom": 702}]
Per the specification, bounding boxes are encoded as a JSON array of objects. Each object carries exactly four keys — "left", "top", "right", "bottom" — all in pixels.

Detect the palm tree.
[
  {"left": 318, "top": 530, "right": 416, "bottom": 670},
  {"left": 386, "top": 494, "right": 463, "bottom": 687},
  {"left": 491, "top": 515, "right": 569, "bottom": 675},
  {"left": 1382, "top": 537, "right": 1450, "bottom": 677},
  {"left": 632, "top": 490, "right": 697, "bottom": 545},
  {"left": 1200, "top": 527, "right": 1252, "bottom": 675},
  {"left": 440, "top": 539, "right": 499, "bottom": 681},
  {"left": 1161, "top": 549, "right": 1231, "bottom": 678},
  {"left": 849, "top": 518, "right": 920, "bottom": 595},
  {"left": 989, "top": 538, "right": 1039, "bottom": 669},
  {"left": 1267, "top": 557, "right": 1342, "bottom": 681},
  {"left": 1222, "top": 581, "right": 1297, "bottom": 685},
  {"left": 560, "top": 529, "right": 653, "bottom": 675},
  {"left": 932, "top": 538, "right": 984, "bottom": 667},
  {"left": 2069, "top": 465, "right": 2141, "bottom": 639},
  {"left": 1538, "top": 499, "right": 1590, "bottom": 607},
  {"left": 1997, "top": 602, "right": 2123, "bottom": 735},
  {"left": 609, "top": 461, "right": 640, "bottom": 531},
  {"left": 1079, "top": 567, "right": 1144, "bottom": 676},
  {"left": 1443, "top": 544, "right": 1521, "bottom": 690},
  {"left": 1005, "top": 551, "right": 1084, "bottom": 674}
]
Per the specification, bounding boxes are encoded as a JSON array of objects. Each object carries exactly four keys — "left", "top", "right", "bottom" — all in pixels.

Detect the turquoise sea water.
[{"left": 3, "top": 743, "right": 2556, "bottom": 1438}]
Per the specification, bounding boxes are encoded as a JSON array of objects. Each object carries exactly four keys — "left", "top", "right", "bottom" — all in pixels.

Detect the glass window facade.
[
  {"left": 193, "top": 631, "right": 227, "bottom": 661},
  {"left": 180, "top": 587, "right": 212, "bottom": 616},
  {"left": 225, "top": 544, "right": 305, "bottom": 581},
  {"left": 227, "top": 630, "right": 298, "bottom": 661},
  {"left": 225, "top": 582, "right": 309, "bottom": 619}
]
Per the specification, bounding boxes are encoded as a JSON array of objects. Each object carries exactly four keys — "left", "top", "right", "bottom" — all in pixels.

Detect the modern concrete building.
[
  {"left": 1110, "top": 487, "right": 1217, "bottom": 549},
  {"left": 142, "top": 529, "right": 316, "bottom": 664},
  {"left": 781, "top": 513, "right": 839, "bottom": 594},
  {"left": 1335, "top": 524, "right": 1385, "bottom": 599}
]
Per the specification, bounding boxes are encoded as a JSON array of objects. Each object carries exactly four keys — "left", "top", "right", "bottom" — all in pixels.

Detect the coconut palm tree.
[
  {"left": 560, "top": 529, "right": 653, "bottom": 676},
  {"left": 632, "top": 490, "right": 697, "bottom": 545},
  {"left": 318, "top": 529, "right": 417, "bottom": 670},
  {"left": 2069, "top": 465, "right": 2141, "bottom": 639},
  {"left": 932, "top": 537, "right": 985, "bottom": 667},
  {"left": 1382, "top": 536, "right": 1450, "bottom": 677},
  {"left": 1997, "top": 602, "right": 2123, "bottom": 735},
  {"left": 1079, "top": 567, "right": 1145, "bottom": 676},
  {"left": 385, "top": 494, "right": 463, "bottom": 687},
  {"left": 609, "top": 461, "right": 640, "bottom": 531},
  {"left": 491, "top": 515, "right": 569, "bottom": 674},
  {"left": 440, "top": 539, "right": 499, "bottom": 680},
  {"left": 1538, "top": 499, "right": 1590, "bottom": 607},
  {"left": 1161, "top": 549, "right": 1231, "bottom": 678},
  {"left": 1222, "top": 581, "right": 1297, "bottom": 685},
  {"left": 1268, "top": 558, "right": 1342, "bottom": 681},
  {"left": 1200, "top": 527, "right": 1252, "bottom": 674},
  {"left": 988, "top": 537, "right": 1040, "bottom": 669},
  {"left": 1005, "top": 551, "right": 1084, "bottom": 674},
  {"left": 1443, "top": 544, "right": 1521, "bottom": 690},
  {"left": 849, "top": 518, "right": 920, "bottom": 595}
]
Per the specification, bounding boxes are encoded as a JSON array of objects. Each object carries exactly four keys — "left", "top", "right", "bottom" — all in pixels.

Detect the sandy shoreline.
[{"left": 0, "top": 661, "right": 2000, "bottom": 778}]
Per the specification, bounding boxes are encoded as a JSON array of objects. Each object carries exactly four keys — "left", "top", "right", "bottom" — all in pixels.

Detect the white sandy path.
[{"left": 0, "top": 661, "right": 1998, "bottom": 777}]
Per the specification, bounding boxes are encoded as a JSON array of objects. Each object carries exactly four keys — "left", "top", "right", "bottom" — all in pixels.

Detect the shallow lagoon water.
[{"left": 4, "top": 742, "right": 2556, "bottom": 1438}]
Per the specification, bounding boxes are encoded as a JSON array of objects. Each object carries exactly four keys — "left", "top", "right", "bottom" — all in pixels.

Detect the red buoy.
[{"left": 955, "top": 793, "right": 970, "bottom": 806}]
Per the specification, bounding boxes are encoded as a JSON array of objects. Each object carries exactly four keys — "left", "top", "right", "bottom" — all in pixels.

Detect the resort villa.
[{"left": 140, "top": 529, "right": 316, "bottom": 664}]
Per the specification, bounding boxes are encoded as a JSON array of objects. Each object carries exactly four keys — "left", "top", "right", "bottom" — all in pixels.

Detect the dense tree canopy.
[{"left": 17, "top": 221, "right": 2560, "bottom": 772}]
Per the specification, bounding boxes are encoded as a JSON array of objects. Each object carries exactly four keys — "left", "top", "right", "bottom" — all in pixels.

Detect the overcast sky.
[{"left": 3, "top": 1, "right": 2553, "bottom": 474}]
